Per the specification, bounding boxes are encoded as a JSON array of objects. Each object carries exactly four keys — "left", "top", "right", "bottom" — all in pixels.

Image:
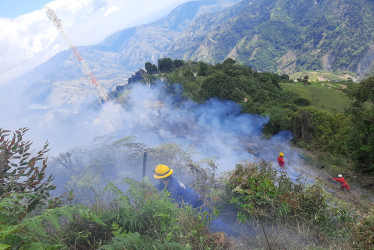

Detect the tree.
[
  {"left": 0, "top": 127, "right": 55, "bottom": 209},
  {"left": 198, "top": 62, "right": 209, "bottom": 76},
  {"left": 173, "top": 59, "right": 184, "bottom": 68},
  {"left": 346, "top": 76, "right": 374, "bottom": 173},
  {"left": 222, "top": 58, "right": 236, "bottom": 65},
  {"left": 158, "top": 58, "right": 174, "bottom": 73},
  {"left": 145, "top": 62, "right": 158, "bottom": 74}
]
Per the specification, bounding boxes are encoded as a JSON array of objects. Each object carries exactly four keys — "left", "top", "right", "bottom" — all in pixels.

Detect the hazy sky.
[{"left": 0, "top": 0, "right": 190, "bottom": 84}]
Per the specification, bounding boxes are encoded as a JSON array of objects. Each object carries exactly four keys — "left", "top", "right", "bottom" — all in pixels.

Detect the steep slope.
[
  {"left": 91, "top": 0, "right": 374, "bottom": 80},
  {"left": 172, "top": 0, "right": 374, "bottom": 79},
  {"left": 9, "top": 0, "right": 374, "bottom": 111},
  {"left": 96, "top": 0, "right": 242, "bottom": 70},
  {"left": 8, "top": 0, "right": 240, "bottom": 110}
]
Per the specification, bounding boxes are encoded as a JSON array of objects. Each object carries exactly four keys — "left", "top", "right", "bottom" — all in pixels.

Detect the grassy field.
[
  {"left": 281, "top": 81, "right": 351, "bottom": 113},
  {"left": 289, "top": 71, "right": 358, "bottom": 82}
]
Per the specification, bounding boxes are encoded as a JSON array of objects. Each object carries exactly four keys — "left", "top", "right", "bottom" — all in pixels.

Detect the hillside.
[
  {"left": 3, "top": 0, "right": 240, "bottom": 111},
  {"left": 94, "top": 0, "right": 374, "bottom": 80},
  {"left": 2, "top": 0, "right": 374, "bottom": 248},
  {"left": 1, "top": 60, "right": 374, "bottom": 249},
  {"left": 169, "top": 0, "right": 374, "bottom": 79},
  {"left": 280, "top": 81, "right": 350, "bottom": 113},
  {"left": 5, "top": 0, "right": 374, "bottom": 115}
]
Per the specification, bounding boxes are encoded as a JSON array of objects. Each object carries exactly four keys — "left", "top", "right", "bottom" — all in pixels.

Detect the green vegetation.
[
  {"left": 289, "top": 71, "right": 358, "bottom": 83},
  {"left": 0, "top": 178, "right": 221, "bottom": 249},
  {"left": 0, "top": 127, "right": 55, "bottom": 211},
  {"left": 1, "top": 133, "right": 373, "bottom": 249},
  {"left": 281, "top": 81, "right": 350, "bottom": 113},
  {"left": 243, "top": 0, "right": 374, "bottom": 77},
  {"left": 129, "top": 58, "right": 374, "bottom": 173},
  {"left": 345, "top": 76, "right": 374, "bottom": 173},
  {"left": 3, "top": 52, "right": 374, "bottom": 248},
  {"left": 225, "top": 162, "right": 373, "bottom": 249}
]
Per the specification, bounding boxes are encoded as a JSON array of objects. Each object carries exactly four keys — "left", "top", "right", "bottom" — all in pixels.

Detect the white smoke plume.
[{"left": 1, "top": 80, "right": 315, "bottom": 198}]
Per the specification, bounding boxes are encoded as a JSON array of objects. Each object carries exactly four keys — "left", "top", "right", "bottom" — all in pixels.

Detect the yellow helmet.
[
  {"left": 154, "top": 164, "right": 173, "bottom": 179},
  {"left": 279, "top": 152, "right": 284, "bottom": 156}
]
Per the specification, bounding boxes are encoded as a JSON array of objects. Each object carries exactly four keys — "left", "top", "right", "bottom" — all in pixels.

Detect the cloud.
[
  {"left": 104, "top": 6, "right": 120, "bottom": 17},
  {"left": 0, "top": 0, "right": 190, "bottom": 84}
]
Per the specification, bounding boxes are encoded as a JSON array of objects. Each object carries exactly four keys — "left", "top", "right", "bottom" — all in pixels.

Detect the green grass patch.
[
  {"left": 290, "top": 71, "right": 357, "bottom": 82},
  {"left": 281, "top": 81, "right": 351, "bottom": 113}
]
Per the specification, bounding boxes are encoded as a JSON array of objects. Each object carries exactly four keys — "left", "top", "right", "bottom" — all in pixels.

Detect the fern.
[
  {"left": 0, "top": 244, "right": 10, "bottom": 250},
  {"left": 99, "top": 232, "right": 186, "bottom": 250},
  {"left": 0, "top": 192, "right": 35, "bottom": 225},
  {"left": 0, "top": 205, "right": 105, "bottom": 248}
]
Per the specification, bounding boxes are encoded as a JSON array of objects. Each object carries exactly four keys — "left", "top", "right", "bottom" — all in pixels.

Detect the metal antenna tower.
[{"left": 45, "top": 6, "right": 109, "bottom": 103}]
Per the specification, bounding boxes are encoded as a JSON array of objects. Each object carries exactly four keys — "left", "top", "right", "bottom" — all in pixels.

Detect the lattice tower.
[{"left": 45, "top": 6, "right": 109, "bottom": 103}]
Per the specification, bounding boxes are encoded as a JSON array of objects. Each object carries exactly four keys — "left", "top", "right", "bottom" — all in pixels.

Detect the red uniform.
[
  {"left": 333, "top": 177, "right": 350, "bottom": 191},
  {"left": 277, "top": 156, "right": 285, "bottom": 168}
]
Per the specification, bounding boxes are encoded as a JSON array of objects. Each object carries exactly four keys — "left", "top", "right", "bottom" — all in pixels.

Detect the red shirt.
[
  {"left": 333, "top": 177, "right": 346, "bottom": 184},
  {"left": 333, "top": 177, "right": 350, "bottom": 190},
  {"left": 277, "top": 156, "right": 285, "bottom": 167}
]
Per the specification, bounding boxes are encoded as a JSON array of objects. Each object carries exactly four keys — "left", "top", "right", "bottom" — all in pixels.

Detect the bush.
[
  {"left": 0, "top": 178, "right": 225, "bottom": 249},
  {"left": 0, "top": 127, "right": 55, "bottom": 212},
  {"left": 352, "top": 208, "right": 374, "bottom": 249},
  {"left": 292, "top": 107, "right": 349, "bottom": 153},
  {"left": 226, "top": 162, "right": 353, "bottom": 240},
  {"left": 101, "top": 178, "right": 215, "bottom": 249}
]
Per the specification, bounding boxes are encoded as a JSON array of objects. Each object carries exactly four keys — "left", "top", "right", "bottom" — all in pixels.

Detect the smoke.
[{"left": 1, "top": 80, "right": 316, "bottom": 198}]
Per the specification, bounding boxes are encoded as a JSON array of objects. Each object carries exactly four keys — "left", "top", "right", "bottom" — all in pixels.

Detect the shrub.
[
  {"left": 0, "top": 127, "right": 55, "bottom": 212},
  {"left": 352, "top": 208, "right": 374, "bottom": 249},
  {"left": 226, "top": 161, "right": 353, "bottom": 239},
  {"left": 101, "top": 178, "right": 217, "bottom": 249}
]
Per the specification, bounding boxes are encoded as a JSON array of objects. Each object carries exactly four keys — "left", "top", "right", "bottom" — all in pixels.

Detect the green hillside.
[
  {"left": 128, "top": 58, "right": 374, "bottom": 175},
  {"left": 281, "top": 81, "right": 351, "bottom": 113},
  {"left": 2, "top": 59, "right": 374, "bottom": 249},
  {"left": 173, "top": 0, "right": 374, "bottom": 80}
]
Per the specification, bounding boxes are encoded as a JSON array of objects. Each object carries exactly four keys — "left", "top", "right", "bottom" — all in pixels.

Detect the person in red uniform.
[
  {"left": 332, "top": 174, "right": 350, "bottom": 191},
  {"left": 277, "top": 152, "right": 285, "bottom": 168}
]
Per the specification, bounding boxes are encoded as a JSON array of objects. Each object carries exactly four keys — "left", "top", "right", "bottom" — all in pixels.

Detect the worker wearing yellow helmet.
[
  {"left": 154, "top": 164, "right": 202, "bottom": 208},
  {"left": 154, "top": 164, "right": 239, "bottom": 236},
  {"left": 277, "top": 152, "right": 285, "bottom": 168}
]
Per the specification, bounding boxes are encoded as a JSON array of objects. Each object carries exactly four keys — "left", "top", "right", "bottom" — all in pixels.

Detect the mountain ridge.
[{"left": 7, "top": 0, "right": 374, "bottom": 109}]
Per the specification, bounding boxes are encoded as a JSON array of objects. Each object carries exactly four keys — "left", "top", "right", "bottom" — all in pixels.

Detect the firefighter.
[
  {"left": 277, "top": 152, "right": 285, "bottom": 168},
  {"left": 154, "top": 164, "right": 239, "bottom": 237},
  {"left": 154, "top": 164, "right": 202, "bottom": 208},
  {"left": 332, "top": 174, "right": 350, "bottom": 191}
]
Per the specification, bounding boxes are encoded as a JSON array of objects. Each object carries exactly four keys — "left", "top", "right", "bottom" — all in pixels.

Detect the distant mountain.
[
  {"left": 9, "top": 0, "right": 374, "bottom": 110},
  {"left": 92, "top": 0, "right": 374, "bottom": 80},
  {"left": 173, "top": 0, "right": 374, "bottom": 79},
  {"left": 9, "top": 0, "right": 240, "bottom": 109}
]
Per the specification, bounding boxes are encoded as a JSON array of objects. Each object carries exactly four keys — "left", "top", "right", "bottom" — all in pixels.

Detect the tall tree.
[{"left": 346, "top": 76, "right": 374, "bottom": 173}]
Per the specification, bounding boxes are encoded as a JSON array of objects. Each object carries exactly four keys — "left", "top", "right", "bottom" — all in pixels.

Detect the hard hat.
[
  {"left": 279, "top": 152, "right": 284, "bottom": 156},
  {"left": 154, "top": 164, "right": 173, "bottom": 179},
  {"left": 338, "top": 174, "right": 342, "bottom": 178}
]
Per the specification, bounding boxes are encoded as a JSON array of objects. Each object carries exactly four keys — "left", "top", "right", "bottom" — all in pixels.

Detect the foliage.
[
  {"left": 352, "top": 208, "right": 374, "bottom": 249},
  {"left": 281, "top": 81, "right": 351, "bottom": 113},
  {"left": 157, "top": 58, "right": 184, "bottom": 73},
  {"left": 292, "top": 107, "right": 350, "bottom": 153},
  {"left": 145, "top": 61, "right": 158, "bottom": 74},
  {"left": 345, "top": 76, "right": 374, "bottom": 173},
  {"left": 101, "top": 178, "right": 218, "bottom": 249},
  {"left": 126, "top": 57, "right": 374, "bottom": 176},
  {"left": 226, "top": 162, "right": 354, "bottom": 241},
  {"left": 127, "top": 58, "right": 374, "bottom": 175},
  {"left": 0, "top": 177, "right": 224, "bottom": 249},
  {"left": 238, "top": 0, "right": 374, "bottom": 75},
  {"left": 0, "top": 197, "right": 105, "bottom": 249},
  {"left": 0, "top": 127, "right": 55, "bottom": 212},
  {"left": 51, "top": 135, "right": 202, "bottom": 202}
]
